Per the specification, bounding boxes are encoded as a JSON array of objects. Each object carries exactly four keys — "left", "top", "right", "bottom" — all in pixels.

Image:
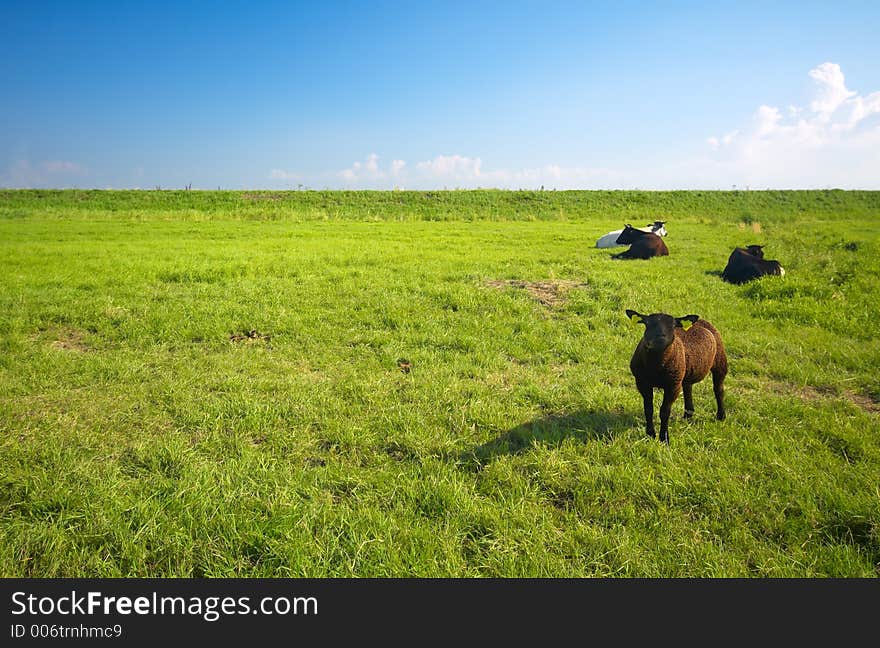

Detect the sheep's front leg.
[
  {"left": 659, "top": 384, "right": 681, "bottom": 443},
  {"left": 638, "top": 383, "right": 655, "bottom": 438}
]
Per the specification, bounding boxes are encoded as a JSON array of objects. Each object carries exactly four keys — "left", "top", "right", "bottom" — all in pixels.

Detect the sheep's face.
[
  {"left": 745, "top": 245, "right": 765, "bottom": 258},
  {"left": 626, "top": 310, "right": 700, "bottom": 351}
]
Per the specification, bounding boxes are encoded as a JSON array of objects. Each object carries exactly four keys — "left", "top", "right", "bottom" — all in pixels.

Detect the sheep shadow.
[
  {"left": 704, "top": 270, "right": 724, "bottom": 278},
  {"left": 460, "top": 409, "right": 638, "bottom": 470}
]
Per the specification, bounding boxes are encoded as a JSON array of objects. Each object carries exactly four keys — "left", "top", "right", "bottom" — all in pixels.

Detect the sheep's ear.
[
  {"left": 675, "top": 315, "right": 699, "bottom": 330},
  {"left": 626, "top": 309, "right": 644, "bottom": 325}
]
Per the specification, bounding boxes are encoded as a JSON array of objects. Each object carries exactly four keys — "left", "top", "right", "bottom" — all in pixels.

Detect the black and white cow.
[
  {"left": 611, "top": 225, "right": 670, "bottom": 260},
  {"left": 596, "top": 221, "right": 667, "bottom": 248}
]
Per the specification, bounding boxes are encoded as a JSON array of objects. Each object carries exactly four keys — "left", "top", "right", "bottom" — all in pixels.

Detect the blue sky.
[{"left": 2, "top": 1, "right": 879, "bottom": 189}]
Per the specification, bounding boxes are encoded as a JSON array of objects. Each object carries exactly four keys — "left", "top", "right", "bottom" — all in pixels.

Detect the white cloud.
[
  {"left": 754, "top": 105, "right": 781, "bottom": 136},
  {"left": 839, "top": 89, "right": 880, "bottom": 131},
  {"left": 708, "top": 130, "right": 739, "bottom": 148},
  {"left": 473, "top": 163, "right": 616, "bottom": 189},
  {"left": 332, "top": 153, "right": 617, "bottom": 189},
  {"left": 415, "top": 155, "right": 483, "bottom": 181},
  {"left": 339, "top": 153, "right": 387, "bottom": 182},
  {"left": 703, "top": 62, "right": 880, "bottom": 188},
  {"left": 269, "top": 168, "right": 300, "bottom": 180},
  {"left": 390, "top": 159, "right": 406, "bottom": 176},
  {"left": 809, "top": 62, "right": 856, "bottom": 118}
]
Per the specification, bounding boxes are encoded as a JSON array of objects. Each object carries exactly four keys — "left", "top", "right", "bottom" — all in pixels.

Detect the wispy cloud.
[
  {"left": 415, "top": 155, "right": 483, "bottom": 182},
  {"left": 268, "top": 168, "right": 301, "bottom": 180},
  {"left": 390, "top": 159, "right": 406, "bottom": 176},
  {"left": 0, "top": 160, "right": 87, "bottom": 188},
  {"left": 334, "top": 153, "right": 615, "bottom": 189},
  {"left": 339, "top": 153, "right": 382, "bottom": 181},
  {"left": 707, "top": 130, "right": 739, "bottom": 148},
  {"left": 44, "top": 160, "right": 84, "bottom": 174}
]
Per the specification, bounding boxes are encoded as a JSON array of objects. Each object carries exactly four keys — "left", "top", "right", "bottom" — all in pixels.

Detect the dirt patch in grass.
[
  {"left": 821, "top": 514, "right": 879, "bottom": 560},
  {"left": 486, "top": 279, "right": 588, "bottom": 308},
  {"left": 841, "top": 391, "right": 880, "bottom": 413},
  {"left": 547, "top": 489, "right": 576, "bottom": 511},
  {"left": 42, "top": 327, "right": 91, "bottom": 352},
  {"left": 242, "top": 192, "right": 284, "bottom": 202},
  {"left": 768, "top": 381, "right": 879, "bottom": 414},
  {"left": 384, "top": 442, "right": 419, "bottom": 462},
  {"left": 738, "top": 221, "right": 762, "bottom": 233},
  {"left": 229, "top": 330, "right": 271, "bottom": 344}
]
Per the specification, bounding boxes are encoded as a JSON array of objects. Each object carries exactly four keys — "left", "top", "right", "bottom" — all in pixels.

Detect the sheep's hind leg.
[
  {"left": 683, "top": 382, "right": 695, "bottom": 419},
  {"left": 659, "top": 385, "right": 681, "bottom": 443},
  {"left": 712, "top": 368, "right": 726, "bottom": 421}
]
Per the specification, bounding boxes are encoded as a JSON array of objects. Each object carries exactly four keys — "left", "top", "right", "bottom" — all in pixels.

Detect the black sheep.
[{"left": 626, "top": 310, "right": 728, "bottom": 443}]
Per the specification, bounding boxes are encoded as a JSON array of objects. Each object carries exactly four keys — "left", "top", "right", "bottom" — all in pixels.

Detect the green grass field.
[{"left": 1, "top": 189, "right": 878, "bottom": 577}]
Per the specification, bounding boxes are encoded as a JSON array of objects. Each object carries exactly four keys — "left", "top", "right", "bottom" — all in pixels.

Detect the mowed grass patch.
[{"left": 0, "top": 190, "right": 878, "bottom": 576}]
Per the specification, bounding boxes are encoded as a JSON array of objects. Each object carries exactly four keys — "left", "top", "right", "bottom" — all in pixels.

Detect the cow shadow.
[
  {"left": 704, "top": 270, "right": 724, "bottom": 278},
  {"left": 460, "top": 409, "right": 639, "bottom": 470}
]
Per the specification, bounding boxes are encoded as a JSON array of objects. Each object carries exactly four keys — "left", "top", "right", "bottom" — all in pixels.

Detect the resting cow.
[
  {"left": 596, "top": 221, "right": 667, "bottom": 248},
  {"left": 611, "top": 225, "right": 669, "bottom": 260},
  {"left": 721, "top": 246, "right": 785, "bottom": 284}
]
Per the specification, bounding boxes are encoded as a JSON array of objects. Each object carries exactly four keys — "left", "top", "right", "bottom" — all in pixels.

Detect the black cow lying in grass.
[
  {"left": 721, "top": 245, "right": 785, "bottom": 284},
  {"left": 611, "top": 225, "right": 669, "bottom": 259}
]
